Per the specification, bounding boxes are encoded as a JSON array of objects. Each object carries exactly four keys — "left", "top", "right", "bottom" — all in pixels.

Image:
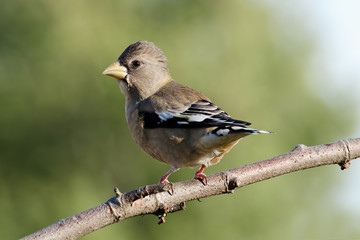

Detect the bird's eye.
[{"left": 132, "top": 60, "right": 141, "bottom": 67}]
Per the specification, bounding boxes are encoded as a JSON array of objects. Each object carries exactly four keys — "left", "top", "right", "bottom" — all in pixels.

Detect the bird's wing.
[{"left": 139, "top": 99, "right": 252, "bottom": 129}]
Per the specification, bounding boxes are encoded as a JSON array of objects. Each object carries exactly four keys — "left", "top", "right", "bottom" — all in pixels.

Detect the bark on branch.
[{"left": 21, "top": 138, "right": 360, "bottom": 240}]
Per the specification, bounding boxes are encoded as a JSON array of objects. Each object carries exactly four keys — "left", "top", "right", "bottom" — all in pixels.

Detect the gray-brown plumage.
[{"left": 103, "top": 41, "right": 270, "bottom": 183}]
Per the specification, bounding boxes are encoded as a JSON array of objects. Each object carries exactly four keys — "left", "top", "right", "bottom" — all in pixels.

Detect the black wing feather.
[{"left": 140, "top": 100, "right": 251, "bottom": 129}]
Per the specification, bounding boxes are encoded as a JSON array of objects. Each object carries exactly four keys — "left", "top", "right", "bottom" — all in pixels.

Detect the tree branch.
[{"left": 21, "top": 138, "right": 360, "bottom": 240}]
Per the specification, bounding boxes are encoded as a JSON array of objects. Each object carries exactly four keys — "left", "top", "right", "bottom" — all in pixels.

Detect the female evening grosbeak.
[{"left": 103, "top": 41, "right": 270, "bottom": 184}]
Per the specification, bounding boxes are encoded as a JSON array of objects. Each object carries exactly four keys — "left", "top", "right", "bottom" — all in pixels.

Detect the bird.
[{"left": 102, "top": 41, "right": 271, "bottom": 184}]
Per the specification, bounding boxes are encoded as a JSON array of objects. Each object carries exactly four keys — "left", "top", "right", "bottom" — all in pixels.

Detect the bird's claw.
[{"left": 194, "top": 173, "right": 207, "bottom": 185}]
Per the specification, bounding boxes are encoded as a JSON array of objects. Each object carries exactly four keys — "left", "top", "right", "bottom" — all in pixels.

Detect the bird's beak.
[{"left": 102, "top": 61, "right": 128, "bottom": 80}]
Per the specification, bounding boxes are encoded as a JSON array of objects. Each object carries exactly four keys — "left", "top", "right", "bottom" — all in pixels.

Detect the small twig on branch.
[{"left": 20, "top": 138, "right": 360, "bottom": 240}]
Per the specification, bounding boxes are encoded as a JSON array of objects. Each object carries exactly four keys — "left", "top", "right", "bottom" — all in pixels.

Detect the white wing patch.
[
  {"left": 155, "top": 112, "right": 174, "bottom": 122},
  {"left": 215, "top": 129, "right": 230, "bottom": 136},
  {"left": 152, "top": 100, "right": 252, "bottom": 128},
  {"left": 156, "top": 108, "right": 213, "bottom": 123},
  {"left": 177, "top": 121, "right": 190, "bottom": 125},
  {"left": 187, "top": 114, "right": 210, "bottom": 122}
]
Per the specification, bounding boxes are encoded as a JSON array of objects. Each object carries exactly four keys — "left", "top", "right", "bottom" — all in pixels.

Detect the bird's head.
[{"left": 103, "top": 41, "right": 171, "bottom": 102}]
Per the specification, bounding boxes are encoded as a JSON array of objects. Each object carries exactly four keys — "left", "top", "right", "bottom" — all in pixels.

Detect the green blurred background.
[{"left": 1, "top": 0, "right": 359, "bottom": 239}]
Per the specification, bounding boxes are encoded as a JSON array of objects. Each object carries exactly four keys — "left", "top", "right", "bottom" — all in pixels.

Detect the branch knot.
[
  {"left": 339, "top": 139, "right": 352, "bottom": 170},
  {"left": 222, "top": 172, "right": 240, "bottom": 193}
]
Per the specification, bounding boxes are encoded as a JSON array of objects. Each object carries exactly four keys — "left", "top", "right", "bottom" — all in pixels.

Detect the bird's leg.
[
  {"left": 194, "top": 165, "right": 207, "bottom": 185},
  {"left": 159, "top": 167, "right": 179, "bottom": 183}
]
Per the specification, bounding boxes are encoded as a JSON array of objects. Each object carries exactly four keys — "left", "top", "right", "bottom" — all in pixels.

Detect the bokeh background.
[{"left": 1, "top": 0, "right": 359, "bottom": 239}]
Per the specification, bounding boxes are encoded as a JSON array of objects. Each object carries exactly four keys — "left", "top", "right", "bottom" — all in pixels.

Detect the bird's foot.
[
  {"left": 159, "top": 176, "right": 170, "bottom": 184},
  {"left": 193, "top": 165, "right": 207, "bottom": 185},
  {"left": 159, "top": 167, "right": 179, "bottom": 184},
  {"left": 194, "top": 173, "right": 207, "bottom": 185}
]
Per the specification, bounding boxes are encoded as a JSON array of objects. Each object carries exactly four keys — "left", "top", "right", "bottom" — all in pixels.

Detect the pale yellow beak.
[{"left": 102, "top": 61, "right": 128, "bottom": 80}]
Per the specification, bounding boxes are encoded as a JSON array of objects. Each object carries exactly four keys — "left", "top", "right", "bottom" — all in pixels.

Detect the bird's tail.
[
  {"left": 248, "top": 128, "right": 273, "bottom": 134},
  {"left": 212, "top": 126, "right": 272, "bottom": 136}
]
